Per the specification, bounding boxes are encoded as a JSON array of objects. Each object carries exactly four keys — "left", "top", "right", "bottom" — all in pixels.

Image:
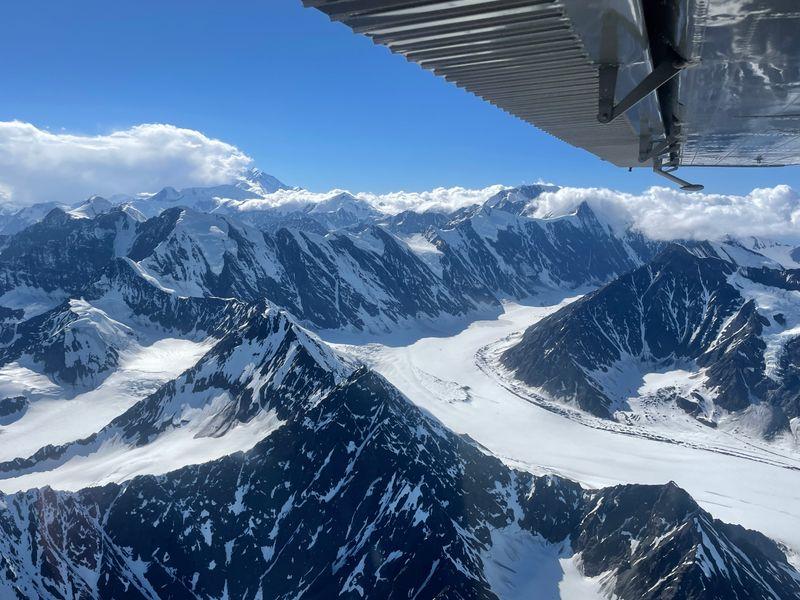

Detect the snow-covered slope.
[
  {"left": 3, "top": 176, "right": 800, "bottom": 598},
  {"left": 123, "top": 168, "right": 290, "bottom": 218},
  {"left": 68, "top": 195, "right": 114, "bottom": 219},
  {"left": 0, "top": 248, "right": 253, "bottom": 471},
  {"left": 126, "top": 207, "right": 481, "bottom": 331},
  {"left": 0, "top": 306, "right": 353, "bottom": 491},
  {"left": 0, "top": 362, "right": 797, "bottom": 600},
  {"left": 0, "top": 206, "right": 139, "bottom": 299},
  {"left": 334, "top": 300, "right": 800, "bottom": 558},
  {"left": 0, "top": 184, "right": 665, "bottom": 335},
  {"left": 428, "top": 196, "right": 661, "bottom": 299},
  {"left": 501, "top": 242, "right": 800, "bottom": 440},
  {"left": 0, "top": 202, "right": 70, "bottom": 235},
  {"left": 1, "top": 298, "right": 137, "bottom": 387},
  {"left": 0, "top": 205, "right": 479, "bottom": 332}
]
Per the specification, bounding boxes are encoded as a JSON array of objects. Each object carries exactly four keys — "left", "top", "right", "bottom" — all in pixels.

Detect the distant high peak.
[
  {"left": 483, "top": 183, "right": 559, "bottom": 215},
  {"left": 68, "top": 195, "right": 114, "bottom": 219},
  {"left": 148, "top": 186, "right": 181, "bottom": 202},
  {"left": 308, "top": 191, "right": 365, "bottom": 212},
  {"left": 236, "top": 167, "right": 289, "bottom": 194}
]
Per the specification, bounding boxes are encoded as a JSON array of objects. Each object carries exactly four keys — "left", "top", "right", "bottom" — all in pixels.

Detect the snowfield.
[
  {"left": 329, "top": 299, "right": 800, "bottom": 555},
  {"left": 0, "top": 405, "right": 282, "bottom": 492},
  {"left": 481, "top": 525, "right": 608, "bottom": 600},
  {"left": 0, "top": 337, "right": 214, "bottom": 462}
]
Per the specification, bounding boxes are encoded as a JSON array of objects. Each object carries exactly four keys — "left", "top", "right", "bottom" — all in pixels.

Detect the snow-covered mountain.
[
  {"left": 501, "top": 242, "right": 800, "bottom": 440},
  {"left": 126, "top": 167, "right": 290, "bottom": 217},
  {"left": 0, "top": 305, "right": 353, "bottom": 490},
  {"left": 426, "top": 197, "right": 661, "bottom": 299},
  {"left": 128, "top": 207, "right": 479, "bottom": 330},
  {"left": 0, "top": 185, "right": 662, "bottom": 334},
  {"left": 2, "top": 173, "right": 800, "bottom": 598},
  {"left": 1, "top": 364, "right": 797, "bottom": 599},
  {"left": 0, "top": 201, "right": 70, "bottom": 236},
  {"left": 68, "top": 195, "right": 115, "bottom": 219}
]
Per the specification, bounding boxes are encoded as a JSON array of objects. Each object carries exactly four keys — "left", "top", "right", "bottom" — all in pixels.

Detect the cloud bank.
[
  {"left": 531, "top": 185, "right": 800, "bottom": 242},
  {"left": 0, "top": 121, "right": 252, "bottom": 206},
  {"left": 358, "top": 185, "right": 509, "bottom": 214},
  {"left": 258, "top": 184, "right": 800, "bottom": 244},
  {"left": 2, "top": 120, "right": 798, "bottom": 244},
  {"left": 227, "top": 185, "right": 508, "bottom": 216}
]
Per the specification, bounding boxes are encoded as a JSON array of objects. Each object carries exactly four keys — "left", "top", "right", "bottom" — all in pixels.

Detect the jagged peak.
[
  {"left": 483, "top": 183, "right": 559, "bottom": 215},
  {"left": 40, "top": 206, "right": 74, "bottom": 225},
  {"left": 307, "top": 191, "right": 373, "bottom": 214},
  {"left": 68, "top": 195, "right": 114, "bottom": 219},
  {"left": 149, "top": 186, "right": 181, "bottom": 202},
  {"left": 236, "top": 167, "right": 289, "bottom": 194}
]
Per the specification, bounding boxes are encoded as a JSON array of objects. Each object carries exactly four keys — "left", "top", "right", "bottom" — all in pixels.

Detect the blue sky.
[{"left": 3, "top": 0, "right": 798, "bottom": 195}]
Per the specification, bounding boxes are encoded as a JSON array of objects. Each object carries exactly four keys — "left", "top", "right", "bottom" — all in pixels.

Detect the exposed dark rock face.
[
  {"left": 502, "top": 245, "right": 740, "bottom": 416},
  {"left": 0, "top": 257, "right": 250, "bottom": 389},
  {"left": 380, "top": 209, "right": 450, "bottom": 235},
  {"left": 0, "top": 396, "right": 27, "bottom": 425},
  {"left": 2, "top": 184, "right": 800, "bottom": 599},
  {"left": 502, "top": 244, "right": 800, "bottom": 431},
  {"left": 0, "top": 208, "right": 136, "bottom": 295},
  {"left": 0, "top": 191, "right": 659, "bottom": 333},
  {"left": 0, "top": 368, "right": 797, "bottom": 600},
  {"left": 430, "top": 200, "right": 660, "bottom": 301}
]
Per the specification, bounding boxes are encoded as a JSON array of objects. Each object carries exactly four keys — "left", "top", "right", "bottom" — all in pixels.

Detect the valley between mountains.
[{"left": 0, "top": 172, "right": 799, "bottom": 598}]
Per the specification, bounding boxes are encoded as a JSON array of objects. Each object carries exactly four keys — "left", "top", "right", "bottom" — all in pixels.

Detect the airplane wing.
[{"left": 303, "top": 0, "right": 800, "bottom": 188}]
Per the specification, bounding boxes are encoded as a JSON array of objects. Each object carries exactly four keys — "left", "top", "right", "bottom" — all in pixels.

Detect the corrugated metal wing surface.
[
  {"left": 306, "top": 0, "right": 800, "bottom": 168},
  {"left": 304, "top": 0, "right": 645, "bottom": 167}
]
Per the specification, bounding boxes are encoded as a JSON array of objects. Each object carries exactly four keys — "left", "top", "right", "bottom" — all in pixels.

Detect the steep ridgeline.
[
  {"left": 127, "top": 207, "right": 478, "bottom": 330},
  {"left": 0, "top": 256, "right": 249, "bottom": 390},
  {"left": 0, "top": 206, "right": 141, "bottom": 301},
  {"left": 0, "top": 205, "right": 477, "bottom": 332},
  {"left": 0, "top": 306, "right": 354, "bottom": 485},
  {"left": 0, "top": 298, "right": 138, "bottom": 388},
  {"left": 0, "top": 186, "right": 659, "bottom": 333},
  {"left": 126, "top": 180, "right": 386, "bottom": 235},
  {"left": 122, "top": 168, "right": 291, "bottom": 219},
  {"left": 0, "top": 202, "right": 72, "bottom": 236},
  {"left": 0, "top": 364, "right": 798, "bottom": 599},
  {"left": 140, "top": 182, "right": 661, "bottom": 319},
  {"left": 426, "top": 188, "right": 661, "bottom": 298},
  {"left": 501, "top": 243, "right": 800, "bottom": 436},
  {"left": 0, "top": 237, "right": 257, "bottom": 470}
]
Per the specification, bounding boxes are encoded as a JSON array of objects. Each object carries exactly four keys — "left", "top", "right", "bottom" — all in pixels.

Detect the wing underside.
[{"left": 304, "top": 0, "right": 800, "bottom": 169}]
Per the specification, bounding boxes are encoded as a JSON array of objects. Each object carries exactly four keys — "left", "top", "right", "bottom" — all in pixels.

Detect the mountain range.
[
  {"left": 501, "top": 242, "right": 800, "bottom": 441},
  {"left": 0, "top": 171, "right": 799, "bottom": 598}
]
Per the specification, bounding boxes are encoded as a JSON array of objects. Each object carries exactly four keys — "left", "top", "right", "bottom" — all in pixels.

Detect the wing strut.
[
  {"left": 597, "top": 49, "right": 689, "bottom": 124},
  {"left": 598, "top": 0, "right": 703, "bottom": 190}
]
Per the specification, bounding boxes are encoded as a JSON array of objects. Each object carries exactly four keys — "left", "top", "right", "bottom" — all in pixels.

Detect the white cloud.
[
  {"left": 0, "top": 121, "right": 252, "bottom": 206},
  {"left": 357, "top": 185, "right": 508, "bottom": 214},
  {"left": 221, "top": 184, "right": 508, "bottom": 216},
  {"left": 3, "top": 120, "right": 797, "bottom": 245},
  {"left": 531, "top": 185, "right": 800, "bottom": 242}
]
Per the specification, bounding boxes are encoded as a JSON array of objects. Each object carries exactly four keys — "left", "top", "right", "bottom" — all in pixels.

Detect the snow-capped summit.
[
  {"left": 236, "top": 167, "right": 289, "bottom": 194},
  {"left": 0, "top": 305, "right": 354, "bottom": 490},
  {"left": 501, "top": 241, "right": 800, "bottom": 440},
  {"left": 305, "top": 191, "right": 380, "bottom": 229},
  {"left": 0, "top": 201, "right": 70, "bottom": 235},
  {"left": 117, "top": 169, "right": 288, "bottom": 218},
  {"left": 1, "top": 175, "right": 800, "bottom": 599},
  {"left": 68, "top": 195, "right": 114, "bottom": 219},
  {"left": 1, "top": 335, "right": 797, "bottom": 599},
  {"left": 483, "top": 183, "right": 559, "bottom": 215}
]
